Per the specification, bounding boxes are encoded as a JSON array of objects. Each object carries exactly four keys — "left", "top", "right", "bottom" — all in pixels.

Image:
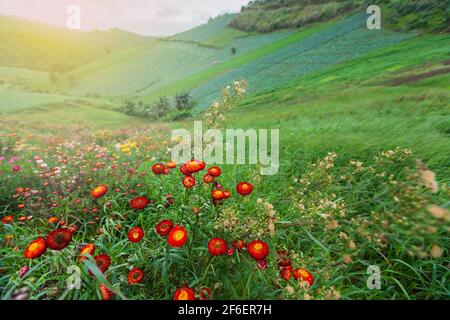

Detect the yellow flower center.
[
  {"left": 29, "top": 243, "right": 40, "bottom": 252},
  {"left": 178, "top": 290, "right": 189, "bottom": 300},
  {"left": 173, "top": 230, "right": 185, "bottom": 241},
  {"left": 254, "top": 243, "right": 263, "bottom": 251},
  {"left": 299, "top": 269, "right": 309, "bottom": 277}
]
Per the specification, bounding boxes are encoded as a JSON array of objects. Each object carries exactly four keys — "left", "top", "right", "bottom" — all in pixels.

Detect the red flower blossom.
[
  {"left": 223, "top": 190, "right": 231, "bottom": 199},
  {"left": 203, "top": 174, "right": 214, "bottom": 184},
  {"left": 277, "top": 250, "right": 291, "bottom": 267},
  {"left": 198, "top": 287, "right": 212, "bottom": 300},
  {"left": 79, "top": 243, "right": 96, "bottom": 261},
  {"left": 127, "top": 267, "right": 145, "bottom": 284},
  {"left": 233, "top": 240, "right": 246, "bottom": 250},
  {"left": 211, "top": 189, "right": 225, "bottom": 201},
  {"left": 207, "top": 166, "right": 221, "bottom": 177},
  {"left": 257, "top": 259, "right": 268, "bottom": 270},
  {"left": 91, "top": 184, "right": 108, "bottom": 199},
  {"left": 185, "top": 160, "right": 203, "bottom": 173},
  {"left": 99, "top": 283, "right": 114, "bottom": 300},
  {"left": 236, "top": 182, "right": 253, "bottom": 196},
  {"left": 164, "top": 193, "right": 175, "bottom": 207},
  {"left": 179, "top": 164, "right": 190, "bottom": 175},
  {"left": 46, "top": 228, "right": 73, "bottom": 250},
  {"left": 151, "top": 163, "right": 166, "bottom": 174},
  {"left": 173, "top": 286, "right": 195, "bottom": 300},
  {"left": 293, "top": 268, "right": 314, "bottom": 286},
  {"left": 24, "top": 237, "right": 47, "bottom": 259},
  {"left": 47, "top": 216, "right": 59, "bottom": 224},
  {"left": 182, "top": 175, "right": 196, "bottom": 188},
  {"left": 2, "top": 215, "right": 14, "bottom": 224},
  {"left": 156, "top": 219, "right": 173, "bottom": 237},
  {"left": 128, "top": 227, "right": 144, "bottom": 243},
  {"left": 208, "top": 238, "right": 227, "bottom": 256},
  {"left": 167, "top": 225, "right": 188, "bottom": 247},
  {"left": 166, "top": 161, "right": 177, "bottom": 169},
  {"left": 19, "top": 266, "right": 29, "bottom": 278},
  {"left": 247, "top": 240, "right": 269, "bottom": 260},
  {"left": 280, "top": 266, "right": 293, "bottom": 281},
  {"left": 130, "top": 196, "right": 148, "bottom": 210},
  {"left": 94, "top": 254, "right": 111, "bottom": 273}
]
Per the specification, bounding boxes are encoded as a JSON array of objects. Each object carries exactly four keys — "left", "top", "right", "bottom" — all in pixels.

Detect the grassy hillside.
[
  {"left": 142, "top": 13, "right": 415, "bottom": 108},
  {"left": 62, "top": 28, "right": 293, "bottom": 98},
  {"left": 171, "top": 14, "right": 237, "bottom": 42},
  {"left": 0, "top": 5, "right": 449, "bottom": 301},
  {"left": 0, "top": 16, "right": 151, "bottom": 73},
  {"left": 229, "top": 0, "right": 449, "bottom": 33}
]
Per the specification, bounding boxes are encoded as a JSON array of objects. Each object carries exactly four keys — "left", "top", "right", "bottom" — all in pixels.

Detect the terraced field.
[
  {"left": 189, "top": 13, "right": 415, "bottom": 108},
  {"left": 63, "top": 30, "right": 293, "bottom": 98}
]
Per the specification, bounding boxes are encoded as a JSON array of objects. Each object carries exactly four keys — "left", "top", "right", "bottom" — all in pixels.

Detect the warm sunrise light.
[{"left": 0, "top": 0, "right": 249, "bottom": 36}]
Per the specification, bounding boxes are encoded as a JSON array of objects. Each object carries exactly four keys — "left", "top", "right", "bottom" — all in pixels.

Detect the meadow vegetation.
[{"left": 0, "top": 2, "right": 449, "bottom": 300}]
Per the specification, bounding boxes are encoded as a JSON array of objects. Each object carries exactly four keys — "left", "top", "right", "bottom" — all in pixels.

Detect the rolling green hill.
[{"left": 0, "top": 15, "right": 151, "bottom": 73}]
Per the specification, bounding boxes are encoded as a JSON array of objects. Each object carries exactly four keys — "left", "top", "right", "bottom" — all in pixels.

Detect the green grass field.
[{"left": 0, "top": 3, "right": 449, "bottom": 301}]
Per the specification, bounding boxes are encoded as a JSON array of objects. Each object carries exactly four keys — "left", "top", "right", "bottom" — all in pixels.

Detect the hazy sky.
[{"left": 0, "top": 0, "right": 249, "bottom": 36}]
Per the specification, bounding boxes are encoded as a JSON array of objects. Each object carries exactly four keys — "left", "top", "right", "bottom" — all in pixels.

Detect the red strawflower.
[
  {"left": 91, "top": 184, "right": 108, "bottom": 199},
  {"left": 167, "top": 225, "right": 188, "bottom": 247},
  {"left": 2, "top": 215, "right": 14, "bottom": 224},
  {"left": 156, "top": 219, "right": 173, "bottom": 237},
  {"left": 257, "top": 259, "right": 268, "bottom": 270},
  {"left": 130, "top": 196, "right": 148, "bottom": 210},
  {"left": 46, "top": 228, "right": 72, "bottom": 250},
  {"left": 236, "top": 182, "right": 253, "bottom": 196},
  {"left": 19, "top": 266, "right": 29, "bottom": 278},
  {"left": 293, "top": 268, "right": 314, "bottom": 286},
  {"left": 24, "top": 237, "right": 47, "bottom": 259},
  {"left": 185, "top": 160, "right": 203, "bottom": 173},
  {"left": 280, "top": 266, "right": 293, "bottom": 281},
  {"left": 128, "top": 227, "right": 144, "bottom": 243},
  {"left": 94, "top": 254, "right": 111, "bottom": 273},
  {"left": 208, "top": 238, "right": 227, "bottom": 256},
  {"left": 99, "top": 283, "right": 114, "bottom": 300},
  {"left": 79, "top": 243, "right": 96, "bottom": 261},
  {"left": 233, "top": 240, "right": 246, "bottom": 250},
  {"left": 182, "top": 175, "right": 196, "bottom": 188},
  {"left": 166, "top": 161, "right": 177, "bottom": 169},
  {"left": 173, "top": 286, "right": 195, "bottom": 300},
  {"left": 207, "top": 166, "right": 221, "bottom": 177},
  {"left": 198, "top": 287, "right": 212, "bottom": 300},
  {"left": 247, "top": 240, "right": 269, "bottom": 260},
  {"left": 223, "top": 190, "right": 231, "bottom": 199},
  {"left": 180, "top": 164, "right": 190, "bottom": 175},
  {"left": 127, "top": 267, "right": 145, "bottom": 284},
  {"left": 211, "top": 189, "right": 225, "bottom": 201},
  {"left": 151, "top": 163, "right": 166, "bottom": 174},
  {"left": 203, "top": 174, "right": 214, "bottom": 184}
]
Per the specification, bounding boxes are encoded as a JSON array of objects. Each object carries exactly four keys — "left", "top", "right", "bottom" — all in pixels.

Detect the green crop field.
[{"left": 0, "top": 1, "right": 449, "bottom": 302}]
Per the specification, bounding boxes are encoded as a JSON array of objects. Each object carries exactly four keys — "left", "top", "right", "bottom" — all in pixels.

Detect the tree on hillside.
[
  {"left": 175, "top": 92, "right": 195, "bottom": 111},
  {"left": 147, "top": 96, "right": 171, "bottom": 119},
  {"left": 124, "top": 100, "right": 137, "bottom": 116}
]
